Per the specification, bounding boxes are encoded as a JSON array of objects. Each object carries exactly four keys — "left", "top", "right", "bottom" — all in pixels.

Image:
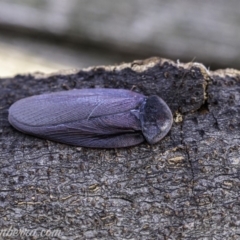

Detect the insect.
[{"left": 8, "top": 88, "right": 173, "bottom": 148}]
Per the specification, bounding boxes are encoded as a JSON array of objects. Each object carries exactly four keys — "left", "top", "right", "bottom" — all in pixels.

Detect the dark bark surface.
[{"left": 0, "top": 57, "right": 240, "bottom": 239}]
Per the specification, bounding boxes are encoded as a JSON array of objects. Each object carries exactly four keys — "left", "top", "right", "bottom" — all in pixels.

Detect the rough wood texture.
[{"left": 1, "top": 57, "right": 240, "bottom": 239}]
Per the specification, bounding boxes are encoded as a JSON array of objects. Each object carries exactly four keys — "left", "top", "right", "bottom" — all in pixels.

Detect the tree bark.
[{"left": 0, "top": 57, "right": 240, "bottom": 239}]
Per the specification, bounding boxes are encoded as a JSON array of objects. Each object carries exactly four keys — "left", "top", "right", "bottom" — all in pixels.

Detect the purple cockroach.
[{"left": 8, "top": 88, "right": 173, "bottom": 148}]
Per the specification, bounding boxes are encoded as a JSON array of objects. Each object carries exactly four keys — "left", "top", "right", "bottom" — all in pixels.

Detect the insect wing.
[{"left": 8, "top": 89, "right": 145, "bottom": 148}]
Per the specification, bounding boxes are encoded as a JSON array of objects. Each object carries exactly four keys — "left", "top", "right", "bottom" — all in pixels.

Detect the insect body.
[{"left": 8, "top": 88, "right": 173, "bottom": 148}]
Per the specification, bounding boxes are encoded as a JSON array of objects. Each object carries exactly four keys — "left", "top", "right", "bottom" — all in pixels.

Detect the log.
[{"left": 0, "top": 57, "right": 240, "bottom": 239}]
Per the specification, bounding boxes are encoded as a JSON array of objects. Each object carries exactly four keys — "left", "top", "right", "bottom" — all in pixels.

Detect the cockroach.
[{"left": 8, "top": 88, "right": 173, "bottom": 148}]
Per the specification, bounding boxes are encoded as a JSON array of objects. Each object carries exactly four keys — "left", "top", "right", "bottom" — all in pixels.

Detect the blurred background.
[{"left": 0, "top": 0, "right": 240, "bottom": 77}]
